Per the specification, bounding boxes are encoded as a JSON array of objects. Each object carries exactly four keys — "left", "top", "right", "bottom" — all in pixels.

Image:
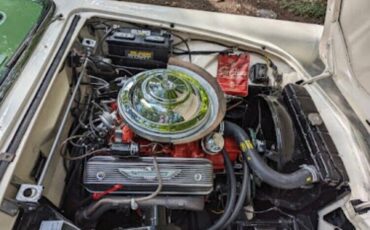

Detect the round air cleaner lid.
[{"left": 118, "top": 65, "right": 225, "bottom": 143}]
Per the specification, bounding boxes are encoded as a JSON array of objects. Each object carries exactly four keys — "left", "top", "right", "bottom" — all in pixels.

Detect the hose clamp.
[
  {"left": 130, "top": 198, "right": 138, "bottom": 210},
  {"left": 300, "top": 164, "right": 319, "bottom": 183}
]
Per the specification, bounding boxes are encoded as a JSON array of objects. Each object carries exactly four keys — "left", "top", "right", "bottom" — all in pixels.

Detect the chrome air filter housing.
[{"left": 118, "top": 65, "right": 225, "bottom": 143}]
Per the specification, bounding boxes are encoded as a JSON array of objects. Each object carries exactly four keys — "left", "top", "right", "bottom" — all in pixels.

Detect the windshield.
[{"left": 0, "top": 0, "right": 50, "bottom": 89}]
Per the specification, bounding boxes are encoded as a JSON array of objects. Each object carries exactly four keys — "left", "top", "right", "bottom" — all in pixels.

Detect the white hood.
[{"left": 320, "top": 0, "right": 370, "bottom": 131}]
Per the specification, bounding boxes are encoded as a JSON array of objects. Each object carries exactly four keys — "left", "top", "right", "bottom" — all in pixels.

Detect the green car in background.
[{"left": 0, "top": 0, "right": 52, "bottom": 99}]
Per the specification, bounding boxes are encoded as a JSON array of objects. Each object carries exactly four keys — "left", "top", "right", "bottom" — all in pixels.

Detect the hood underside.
[{"left": 320, "top": 0, "right": 370, "bottom": 131}]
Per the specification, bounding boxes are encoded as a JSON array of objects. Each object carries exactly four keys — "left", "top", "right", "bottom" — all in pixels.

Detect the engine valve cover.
[{"left": 83, "top": 156, "right": 213, "bottom": 195}]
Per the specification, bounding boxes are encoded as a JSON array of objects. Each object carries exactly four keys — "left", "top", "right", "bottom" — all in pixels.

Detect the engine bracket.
[
  {"left": 16, "top": 184, "right": 43, "bottom": 204},
  {"left": 0, "top": 152, "right": 15, "bottom": 162}
]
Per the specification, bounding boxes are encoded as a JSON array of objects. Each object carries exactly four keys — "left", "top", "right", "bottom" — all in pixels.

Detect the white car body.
[{"left": 0, "top": 0, "right": 369, "bottom": 229}]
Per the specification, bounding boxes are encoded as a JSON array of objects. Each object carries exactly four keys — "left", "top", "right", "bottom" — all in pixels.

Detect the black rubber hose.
[
  {"left": 223, "top": 121, "right": 318, "bottom": 190},
  {"left": 208, "top": 150, "right": 237, "bottom": 230},
  {"left": 76, "top": 196, "right": 205, "bottom": 224},
  {"left": 221, "top": 160, "right": 250, "bottom": 229}
]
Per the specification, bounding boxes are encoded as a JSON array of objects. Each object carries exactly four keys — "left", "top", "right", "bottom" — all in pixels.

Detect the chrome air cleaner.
[{"left": 118, "top": 65, "right": 225, "bottom": 143}]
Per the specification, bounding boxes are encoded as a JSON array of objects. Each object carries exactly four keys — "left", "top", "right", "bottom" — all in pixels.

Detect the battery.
[{"left": 106, "top": 28, "right": 171, "bottom": 69}]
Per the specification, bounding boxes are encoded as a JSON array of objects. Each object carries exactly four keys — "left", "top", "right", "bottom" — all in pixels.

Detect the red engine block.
[
  {"left": 114, "top": 102, "right": 241, "bottom": 170},
  {"left": 135, "top": 135, "right": 240, "bottom": 170}
]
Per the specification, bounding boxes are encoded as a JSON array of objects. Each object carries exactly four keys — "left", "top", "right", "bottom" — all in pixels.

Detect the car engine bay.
[{"left": 13, "top": 18, "right": 352, "bottom": 230}]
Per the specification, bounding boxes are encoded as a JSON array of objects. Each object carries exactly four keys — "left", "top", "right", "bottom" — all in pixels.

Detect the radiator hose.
[
  {"left": 207, "top": 149, "right": 237, "bottom": 230},
  {"left": 221, "top": 160, "right": 250, "bottom": 229},
  {"left": 224, "top": 121, "right": 318, "bottom": 190}
]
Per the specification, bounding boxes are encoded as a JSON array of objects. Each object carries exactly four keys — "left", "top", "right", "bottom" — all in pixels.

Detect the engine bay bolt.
[
  {"left": 201, "top": 132, "right": 225, "bottom": 155},
  {"left": 194, "top": 173, "right": 203, "bottom": 181},
  {"left": 308, "top": 113, "right": 323, "bottom": 126},
  {"left": 96, "top": 171, "right": 106, "bottom": 181}
]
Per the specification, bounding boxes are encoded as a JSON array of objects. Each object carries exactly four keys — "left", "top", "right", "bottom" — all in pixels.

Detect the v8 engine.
[
  {"left": 54, "top": 21, "right": 350, "bottom": 230},
  {"left": 81, "top": 62, "right": 228, "bottom": 196}
]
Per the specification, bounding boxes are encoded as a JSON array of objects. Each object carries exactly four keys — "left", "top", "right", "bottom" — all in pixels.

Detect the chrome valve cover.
[{"left": 83, "top": 156, "right": 213, "bottom": 195}]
